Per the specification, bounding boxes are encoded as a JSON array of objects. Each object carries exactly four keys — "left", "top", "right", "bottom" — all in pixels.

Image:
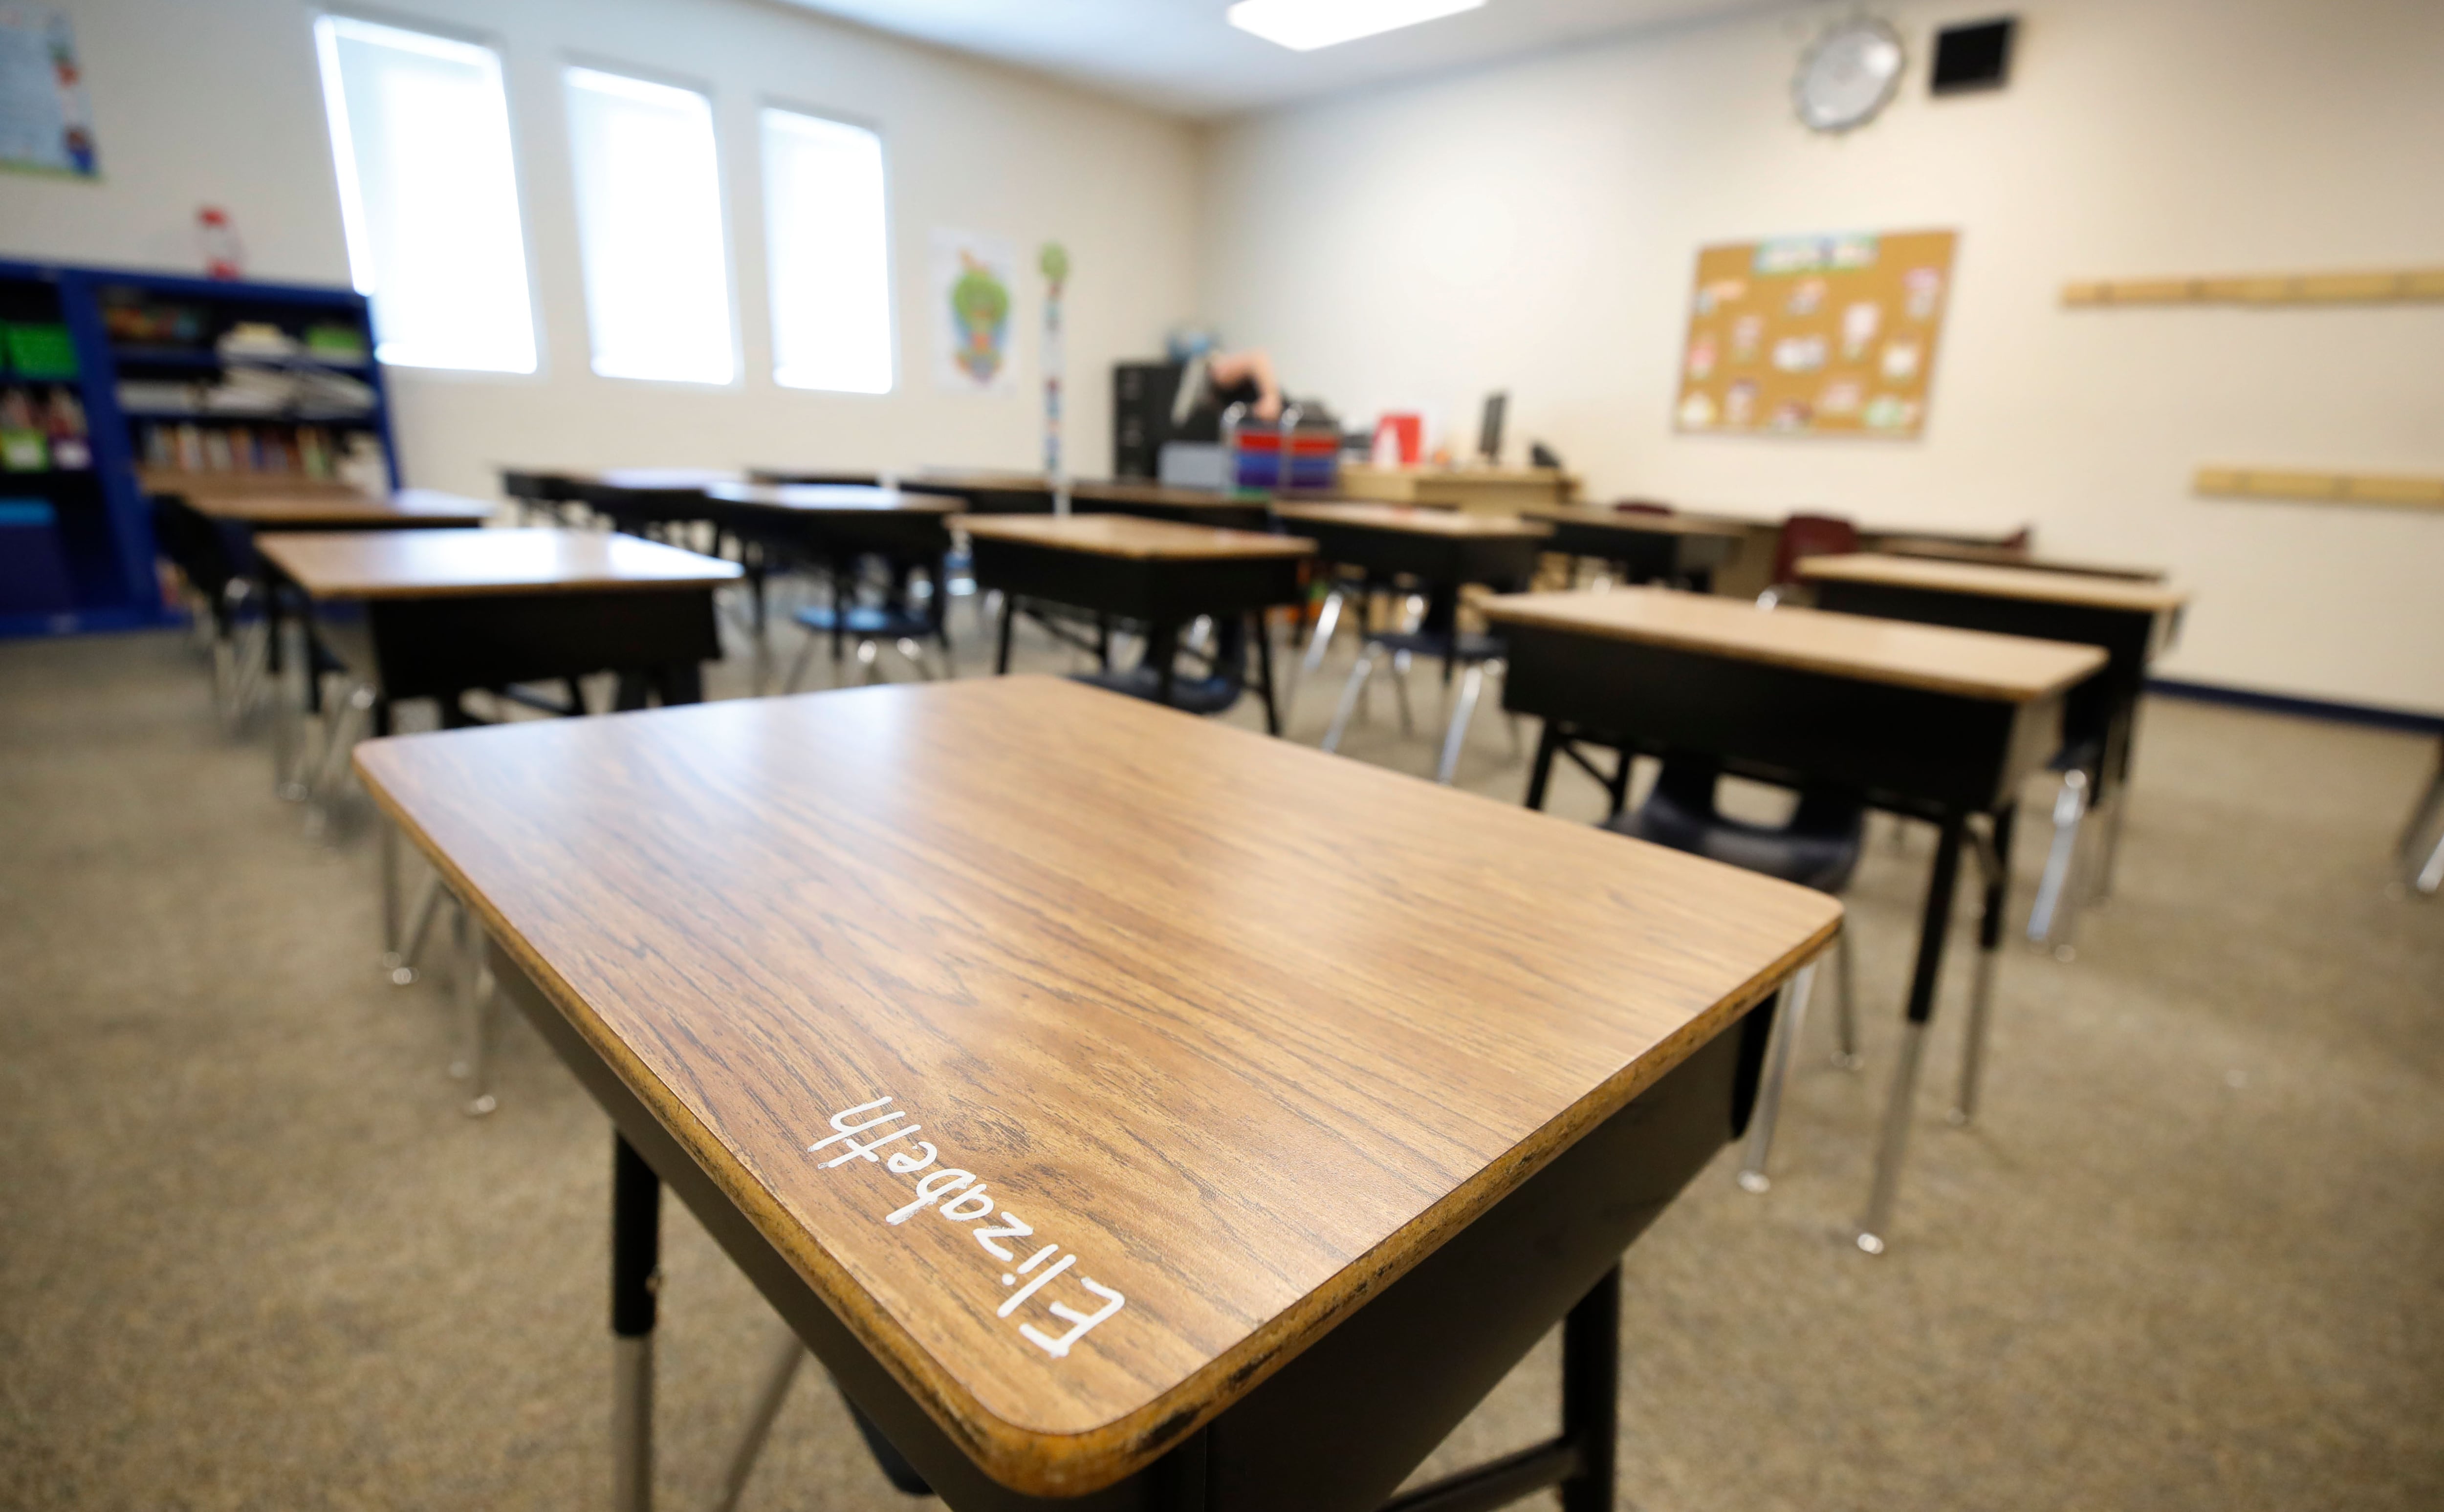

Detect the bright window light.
[
  {"left": 1226, "top": 0, "right": 1486, "bottom": 51},
  {"left": 312, "top": 16, "right": 537, "bottom": 373},
  {"left": 564, "top": 66, "right": 737, "bottom": 385},
  {"left": 762, "top": 108, "right": 894, "bottom": 395}
]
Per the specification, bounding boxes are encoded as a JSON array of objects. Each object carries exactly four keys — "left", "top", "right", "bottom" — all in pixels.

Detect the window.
[
  {"left": 312, "top": 16, "right": 537, "bottom": 373},
  {"left": 563, "top": 67, "right": 736, "bottom": 384},
  {"left": 762, "top": 108, "right": 894, "bottom": 394}
]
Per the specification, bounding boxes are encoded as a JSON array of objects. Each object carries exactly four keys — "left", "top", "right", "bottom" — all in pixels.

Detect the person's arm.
[{"left": 1206, "top": 349, "right": 1283, "bottom": 423}]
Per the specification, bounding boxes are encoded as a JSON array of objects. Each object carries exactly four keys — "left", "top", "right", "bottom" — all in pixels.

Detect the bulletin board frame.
[{"left": 1672, "top": 229, "right": 1957, "bottom": 439}]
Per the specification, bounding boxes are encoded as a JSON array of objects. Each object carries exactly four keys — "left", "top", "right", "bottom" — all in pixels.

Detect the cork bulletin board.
[{"left": 1673, "top": 229, "right": 1957, "bottom": 438}]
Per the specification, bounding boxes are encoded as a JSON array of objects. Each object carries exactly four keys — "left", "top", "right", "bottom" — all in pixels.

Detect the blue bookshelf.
[{"left": 0, "top": 259, "right": 400, "bottom": 639}]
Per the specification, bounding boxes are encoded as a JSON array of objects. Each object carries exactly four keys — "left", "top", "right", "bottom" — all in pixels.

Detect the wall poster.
[
  {"left": 932, "top": 228, "right": 1017, "bottom": 394},
  {"left": 1674, "top": 229, "right": 1956, "bottom": 439},
  {"left": 0, "top": 4, "right": 95, "bottom": 178}
]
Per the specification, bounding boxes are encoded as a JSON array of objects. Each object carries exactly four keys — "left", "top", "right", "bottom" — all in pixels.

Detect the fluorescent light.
[{"left": 1227, "top": 0, "right": 1486, "bottom": 52}]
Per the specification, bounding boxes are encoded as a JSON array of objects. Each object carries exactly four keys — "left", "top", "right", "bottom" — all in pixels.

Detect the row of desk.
[{"left": 149, "top": 466, "right": 2187, "bottom": 1512}]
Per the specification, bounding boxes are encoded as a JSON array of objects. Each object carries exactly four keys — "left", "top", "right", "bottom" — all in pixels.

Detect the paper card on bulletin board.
[
  {"left": 933, "top": 229, "right": 1019, "bottom": 395},
  {"left": 1674, "top": 229, "right": 1956, "bottom": 438},
  {"left": 0, "top": 5, "right": 96, "bottom": 178}
]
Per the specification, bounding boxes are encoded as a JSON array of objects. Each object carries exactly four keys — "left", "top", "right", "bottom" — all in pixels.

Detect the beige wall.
[
  {"left": 1200, "top": 0, "right": 2444, "bottom": 713},
  {"left": 0, "top": 0, "right": 1201, "bottom": 496}
]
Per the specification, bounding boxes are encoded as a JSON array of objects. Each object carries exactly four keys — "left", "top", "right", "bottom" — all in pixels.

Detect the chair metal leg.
[
  {"left": 1301, "top": 590, "right": 1345, "bottom": 673},
  {"left": 302, "top": 684, "right": 374, "bottom": 842},
  {"left": 1390, "top": 650, "right": 1416, "bottom": 736},
  {"left": 1434, "top": 662, "right": 1486, "bottom": 785},
  {"left": 1321, "top": 649, "right": 1376, "bottom": 754},
  {"left": 2026, "top": 769, "right": 2088, "bottom": 954},
  {"left": 2417, "top": 821, "right": 2444, "bottom": 896},
  {"left": 1736, "top": 963, "right": 1817, "bottom": 1194},
  {"left": 2397, "top": 759, "right": 2444, "bottom": 864},
  {"left": 711, "top": 1332, "right": 807, "bottom": 1512},
  {"left": 1830, "top": 926, "right": 1862, "bottom": 1070},
  {"left": 379, "top": 818, "right": 402, "bottom": 969},
  {"left": 780, "top": 631, "right": 819, "bottom": 694},
  {"left": 389, "top": 873, "right": 444, "bottom": 986}
]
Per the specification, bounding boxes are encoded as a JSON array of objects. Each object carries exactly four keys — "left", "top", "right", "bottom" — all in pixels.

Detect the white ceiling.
[{"left": 773, "top": 0, "right": 1797, "bottom": 119}]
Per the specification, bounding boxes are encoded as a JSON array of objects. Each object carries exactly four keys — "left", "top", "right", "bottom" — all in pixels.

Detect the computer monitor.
[{"left": 1478, "top": 391, "right": 1507, "bottom": 463}]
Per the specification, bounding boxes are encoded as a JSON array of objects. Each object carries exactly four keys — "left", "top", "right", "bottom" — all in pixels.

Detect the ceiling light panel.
[{"left": 1226, "top": 0, "right": 1488, "bottom": 52}]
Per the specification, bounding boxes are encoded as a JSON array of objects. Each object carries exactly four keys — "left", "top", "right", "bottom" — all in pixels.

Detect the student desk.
[
  {"left": 1068, "top": 480, "right": 1275, "bottom": 533},
  {"left": 748, "top": 466, "right": 887, "bottom": 487},
  {"left": 1797, "top": 554, "right": 2189, "bottom": 915},
  {"left": 1336, "top": 462, "right": 1579, "bottom": 516},
  {"left": 902, "top": 469, "right": 1059, "bottom": 515},
  {"left": 1877, "top": 539, "right": 2168, "bottom": 583},
  {"left": 961, "top": 515, "right": 1313, "bottom": 734},
  {"left": 155, "top": 488, "right": 497, "bottom": 694},
  {"left": 1482, "top": 588, "right": 2104, "bottom": 1253},
  {"left": 351, "top": 676, "right": 1838, "bottom": 1512},
  {"left": 256, "top": 527, "right": 740, "bottom": 725},
  {"left": 499, "top": 468, "right": 743, "bottom": 540},
  {"left": 1522, "top": 508, "right": 1743, "bottom": 592},
  {"left": 1271, "top": 502, "right": 1549, "bottom": 662},
  {"left": 700, "top": 483, "right": 960, "bottom": 660}
]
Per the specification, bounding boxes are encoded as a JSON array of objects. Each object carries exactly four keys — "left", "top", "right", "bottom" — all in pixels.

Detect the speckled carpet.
[{"left": 2, "top": 602, "right": 2439, "bottom": 1511}]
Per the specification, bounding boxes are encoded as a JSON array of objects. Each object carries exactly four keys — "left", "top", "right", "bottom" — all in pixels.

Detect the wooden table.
[
  {"left": 151, "top": 488, "right": 499, "bottom": 693},
  {"left": 901, "top": 468, "right": 1059, "bottom": 515},
  {"left": 1336, "top": 463, "right": 1578, "bottom": 516},
  {"left": 961, "top": 515, "right": 1314, "bottom": 733},
  {"left": 1523, "top": 508, "right": 1743, "bottom": 592},
  {"left": 1482, "top": 588, "right": 2105, "bottom": 1253},
  {"left": 1271, "top": 502, "right": 1549, "bottom": 656},
  {"left": 1797, "top": 553, "right": 2191, "bottom": 932},
  {"left": 257, "top": 527, "right": 740, "bottom": 722},
  {"left": 352, "top": 675, "right": 1838, "bottom": 1512},
  {"left": 1068, "top": 479, "right": 1274, "bottom": 533},
  {"left": 701, "top": 483, "right": 959, "bottom": 648},
  {"left": 1877, "top": 539, "right": 2168, "bottom": 583}
]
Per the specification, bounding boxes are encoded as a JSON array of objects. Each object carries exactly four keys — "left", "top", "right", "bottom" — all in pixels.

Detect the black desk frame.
[
  {"left": 489, "top": 943, "right": 1782, "bottom": 1512},
  {"left": 1504, "top": 623, "right": 2066, "bottom": 1251}
]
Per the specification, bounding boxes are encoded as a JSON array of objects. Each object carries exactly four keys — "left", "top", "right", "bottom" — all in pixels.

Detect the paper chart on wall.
[
  {"left": 1673, "top": 229, "right": 1956, "bottom": 439},
  {"left": 933, "top": 229, "right": 1019, "bottom": 395},
  {"left": 0, "top": 4, "right": 95, "bottom": 178}
]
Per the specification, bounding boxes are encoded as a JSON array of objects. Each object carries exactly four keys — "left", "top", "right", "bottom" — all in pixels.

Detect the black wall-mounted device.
[{"left": 1931, "top": 17, "right": 2015, "bottom": 94}]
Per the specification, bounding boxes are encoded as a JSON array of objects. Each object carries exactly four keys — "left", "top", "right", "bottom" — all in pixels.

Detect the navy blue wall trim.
[{"left": 2147, "top": 678, "right": 2444, "bottom": 736}]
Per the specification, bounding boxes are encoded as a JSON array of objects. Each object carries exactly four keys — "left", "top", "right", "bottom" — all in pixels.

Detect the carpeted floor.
[{"left": 2, "top": 599, "right": 2440, "bottom": 1512}]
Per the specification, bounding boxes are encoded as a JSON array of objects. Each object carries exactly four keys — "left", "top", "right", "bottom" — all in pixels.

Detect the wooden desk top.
[
  {"left": 178, "top": 488, "right": 494, "bottom": 528},
  {"left": 749, "top": 467, "right": 886, "bottom": 487},
  {"left": 1523, "top": 506, "right": 1746, "bottom": 540},
  {"left": 565, "top": 467, "right": 744, "bottom": 495},
  {"left": 1798, "top": 553, "right": 2190, "bottom": 613},
  {"left": 1482, "top": 588, "right": 2107, "bottom": 701},
  {"left": 1875, "top": 539, "right": 2166, "bottom": 582},
  {"left": 906, "top": 469, "right": 1056, "bottom": 495},
  {"left": 1068, "top": 480, "right": 1260, "bottom": 510},
  {"left": 141, "top": 468, "right": 366, "bottom": 499},
  {"left": 257, "top": 527, "right": 742, "bottom": 600},
  {"left": 353, "top": 676, "right": 1837, "bottom": 1492},
  {"left": 959, "top": 514, "right": 1314, "bottom": 562},
  {"left": 1272, "top": 501, "right": 1551, "bottom": 540},
  {"left": 705, "top": 482, "right": 956, "bottom": 515}
]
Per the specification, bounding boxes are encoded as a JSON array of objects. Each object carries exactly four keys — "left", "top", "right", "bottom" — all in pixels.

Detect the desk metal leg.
[
  {"left": 1380, "top": 1265, "right": 1620, "bottom": 1512},
  {"left": 2094, "top": 706, "right": 2137, "bottom": 901},
  {"left": 1829, "top": 927, "right": 1861, "bottom": 1070},
  {"left": 379, "top": 818, "right": 402, "bottom": 968},
  {"left": 612, "top": 1134, "right": 660, "bottom": 1512},
  {"left": 1857, "top": 815, "right": 1966, "bottom": 1255},
  {"left": 1951, "top": 807, "right": 2017, "bottom": 1126},
  {"left": 1524, "top": 721, "right": 1563, "bottom": 810},
  {"left": 1434, "top": 663, "right": 1486, "bottom": 785},
  {"left": 1253, "top": 613, "right": 1282, "bottom": 736},
  {"left": 712, "top": 1333, "right": 806, "bottom": 1512},
  {"left": 1736, "top": 963, "right": 1817, "bottom": 1193},
  {"left": 995, "top": 594, "right": 1017, "bottom": 675}
]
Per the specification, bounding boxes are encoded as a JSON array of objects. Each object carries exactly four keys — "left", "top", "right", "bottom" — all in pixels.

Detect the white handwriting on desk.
[{"left": 808, "top": 1096, "right": 1126, "bottom": 1361}]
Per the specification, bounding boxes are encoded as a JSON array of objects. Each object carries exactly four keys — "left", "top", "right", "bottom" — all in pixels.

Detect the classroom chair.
[
  {"left": 1320, "top": 618, "right": 1513, "bottom": 785},
  {"left": 1601, "top": 756, "right": 1866, "bottom": 1192},
  {"left": 782, "top": 553, "right": 954, "bottom": 691},
  {"left": 1757, "top": 512, "right": 1860, "bottom": 607}
]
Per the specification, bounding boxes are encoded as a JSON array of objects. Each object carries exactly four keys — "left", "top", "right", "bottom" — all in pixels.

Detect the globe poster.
[
  {"left": 932, "top": 228, "right": 1018, "bottom": 394},
  {"left": 1673, "top": 228, "right": 1957, "bottom": 439}
]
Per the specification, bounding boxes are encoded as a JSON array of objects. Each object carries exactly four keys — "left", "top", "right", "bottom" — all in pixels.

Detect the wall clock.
[{"left": 1794, "top": 17, "right": 1906, "bottom": 133}]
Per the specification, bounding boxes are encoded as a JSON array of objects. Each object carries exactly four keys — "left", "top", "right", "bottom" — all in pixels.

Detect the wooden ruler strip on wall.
[
  {"left": 2067, "top": 268, "right": 2444, "bottom": 306},
  {"left": 2195, "top": 467, "right": 2444, "bottom": 510}
]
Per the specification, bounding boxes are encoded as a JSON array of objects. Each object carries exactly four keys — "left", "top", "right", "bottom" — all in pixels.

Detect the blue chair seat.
[
  {"left": 793, "top": 603, "right": 934, "bottom": 639},
  {"left": 1602, "top": 759, "right": 1864, "bottom": 894}
]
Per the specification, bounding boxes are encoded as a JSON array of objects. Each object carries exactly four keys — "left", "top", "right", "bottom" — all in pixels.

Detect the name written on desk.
[{"left": 808, "top": 1096, "right": 1126, "bottom": 1361}]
